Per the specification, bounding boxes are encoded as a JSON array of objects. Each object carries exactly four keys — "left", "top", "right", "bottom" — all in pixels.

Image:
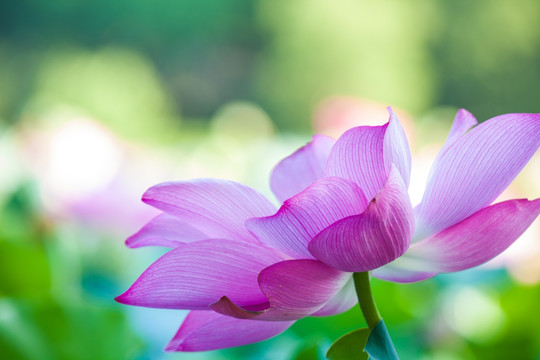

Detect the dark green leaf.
[{"left": 326, "top": 327, "right": 370, "bottom": 360}]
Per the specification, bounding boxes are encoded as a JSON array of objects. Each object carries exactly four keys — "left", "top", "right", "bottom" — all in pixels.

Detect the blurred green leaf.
[
  {"left": 293, "top": 344, "right": 320, "bottom": 360},
  {"left": 326, "top": 328, "right": 369, "bottom": 360},
  {"left": 0, "top": 241, "right": 50, "bottom": 298}
]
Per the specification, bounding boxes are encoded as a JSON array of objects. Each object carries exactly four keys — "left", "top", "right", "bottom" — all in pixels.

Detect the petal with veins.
[
  {"left": 415, "top": 113, "right": 540, "bottom": 238},
  {"left": 309, "top": 167, "right": 414, "bottom": 272},
  {"left": 211, "top": 259, "right": 351, "bottom": 321},
  {"left": 126, "top": 213, "right": 208, "bottom": 248},
  {"left": 247, "top": 176, "right": 368, "bottom": 259},
  {"left": 142, "top": 179, "right": 277, "bottom": 243},
  {"left": 116, "top": 239, "right": 284, "bottom": 310},
  {"left": 270, "top": 134, "right": 335, "bottom": 203},
  {"left": 311, "top": 276, "right": 357, "bottom": 316},
  {"left": 166, "top": 310, "right": 293, "bottom": 352},
  {"left": 326, "top": 108, "right": 411, "bottom": 199},
  {"left": 408, "top": 198, "right": 540, "bottom": 272}
]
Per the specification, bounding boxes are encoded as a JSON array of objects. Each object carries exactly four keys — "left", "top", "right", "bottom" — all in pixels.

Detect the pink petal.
[
  {"left": 440, "top": 109, "right": 478, "bottom": 155},
  {"left": 308, "top": 167, "right": 414, "bottom": 272},
  {"left": 311, "top": 277, "right": 357, "bottom": 316},
  {"left": 211, "top": 259, "right": 351, "bottom": 321},
  {"left": 383, "top": 107, "right": 412, "bottom": 188},
  {"left": 115, "top": 239, "right": 285, "bottom": 310},
  {"left": 326, "top": 108, "right": 411, "bottom": 200},
  {"left": 166, "top": 310, "right": 293, "bottom": 351},
  {"left": 415, "top": 113, "right": 540, "bottom": 238},
  {"left": 407, "top": 198, "right": 540, "bottom": 272},
  {"left": 372, "top": 264, "right": 437, "bottom": 283},
  {"left": 247, "top": 176, "right": 368, "bottom": 259},
  {"left": 126, "top": 214, "right": 208, "bottom": 248},
  {"left": 142, "top": 179, "right": 277, "bottom": 243},
  {"left": 270, "top": 135, "right": 335, "bottom": 203}
]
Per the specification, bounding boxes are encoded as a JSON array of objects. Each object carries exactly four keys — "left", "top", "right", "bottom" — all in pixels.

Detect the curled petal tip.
[{"left": 114, "top": 293, "right": 128, "bottom": 304}]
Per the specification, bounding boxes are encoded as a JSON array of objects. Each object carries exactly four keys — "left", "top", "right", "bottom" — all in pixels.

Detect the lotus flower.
[{"left": 116, "top": 108, "right": 540, "bottom": 352}]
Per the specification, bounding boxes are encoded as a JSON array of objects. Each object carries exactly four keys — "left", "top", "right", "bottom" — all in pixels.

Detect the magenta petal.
[
  {"left": 126, "top": 214, "right": 208, "bottom": 248},
  {"left": 247, "top": 176, "right": 368, "bottom": 259},
  {"left": 142, "top": 179, "right": 277, "bottom": 243},
  {"left": 326, "top": 109, "right": 411, "bottom": 199},
  {"left": 115, "top": 239, "right": 284, "bottom": 310},
  {"left": 270, "top": 134, "right": 335, "bottom": 203},
  {"left": 416, "top": 113, "right": 540, "bottom": 238},
  {"left": 308, "top": 167, "right": 414, "bottom": 272},
  {"left": 407, "top": 198, "right": 540, "bottom": 273},
  {"left": 166, "top": 310, "right": 293, "bottom": 351},
  {"left": 211, "top": 259, "right": 351, "bottom": 321}
]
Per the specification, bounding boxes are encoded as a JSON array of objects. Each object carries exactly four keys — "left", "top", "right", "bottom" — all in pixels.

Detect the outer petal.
[
  {"left": 440, "top": 109, "right": 478, "bottom": 155},
  {"left": 247, "top": 176, "right": 368, "bottom": 259},
  {"left": 405, "top": 198, "right": 540, "bottom": 273},
  {"left": 308, "top": 167, "right": 414, "bottom": 272},
  {"left": 126, "top": 214, "right": 208, "bottom": 248},
  {"left": 372, "top": 263, "right": 437, "bottom": 283},
  {"left": 115, "top": 239, "right": 284, "bottom": 310},
  {"left": 311, "top": 276, "right": 357, "bottom": 316},
  {"left": 415, "top": 113, "right": 540, "bottom": 238},
  {"left": 166, "top": 310, "right": 293, "bottom": 352},
  {"left": 211, "top": 259, "right": 351, "bottom": 321},
  {"left": 142, "top": 179, "right": 277, "bottom": 243},
  {"left": 270, "top": 134, "right": 335, "bottom": 203},
  {"left": 383, "top": 107, "right": 412, "bottom": 188},
  {"left": 326, "top": 108, "right": 411, "bottom": 200}
]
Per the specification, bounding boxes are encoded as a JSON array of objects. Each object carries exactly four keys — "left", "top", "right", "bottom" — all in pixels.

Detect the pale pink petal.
[
  {"left": 326, "top": 109, "right": 411, "bottom": 199},
  {"left": 166, "top": 310, "right": 293, "bottom": 352},
  {"left": 247, "top": 176, "right": 368, "bottom": 259},
  {"left": 415, "top": 113, "right": 540, "bottom": 238},
  {"left": 211, "top": 259, "right": 351, "bottom": 321},
  {"left": 440, "top": 109, "right": 478, "bottom": 155},
  {"left": 383, "top": 107, "right": 411, "bottom": 188},
  {"left": 308, "top": 167, "right": 414, "bottom": 272},
  {"left": 142, "top": 179, "right": 277, "bottom": 243},
  {"left": 407, "top": 198, "right": 540, "bottom": 272},
  {"left": 311, "top": 277, "right": 357, "bottom": 316},
  {"left": 126, "top": 214, "right": 208, "bottom": 248},
  {"left": 372, "top": 263, "right": 437, "bottom": 283},
  {"left": 270, "top": 135, "right": 335, "bottom": 203},
  {"left": 115, "top": 239, "right": 284, "bottom": 310}
]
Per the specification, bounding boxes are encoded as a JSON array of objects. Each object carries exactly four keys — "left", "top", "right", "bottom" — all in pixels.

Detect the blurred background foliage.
[{"left": 0, "top": 0, "right": 539, "bottom": 359}]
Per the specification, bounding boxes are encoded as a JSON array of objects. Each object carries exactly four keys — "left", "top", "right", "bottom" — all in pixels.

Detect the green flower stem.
[{"left": 353, "top": 272, "right": 382, "bottom": 330}]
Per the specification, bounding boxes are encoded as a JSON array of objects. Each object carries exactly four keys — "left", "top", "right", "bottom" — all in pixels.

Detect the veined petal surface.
[
  {"left": 270, "top": 134, "right": 335, "bottom": 203},
  {"left": 126, "top": 213, "right": 208, "bottom": 248},
  {"left": 166, "top": 310, "right": 293, "bottom": 352},
  {"left": 439, "top": 109, "right": 478, "bottom": 155},
  {"left": 326, "top": 108, "right": 411, "bottom": 199},
  {"left": 383, "top": 108, "right": 412, "bottom": 188},
  {"left": 372, "top": 262, "right": 437, "bottom": 283},
  {"left": 247, "top": 176, "right": 368, "bottom": 259},
  {"left": 311, "top": 276, "right": 357, "bottom": 316},
  {"left": 211, "top": 259, "right": 351, "bottom": 321},
  {"left": 115, "top": 239, "right": 284, "bottom": 310},
  {"left": 309, "top": 167, "right": 414, "bottom": 272},
  {"left": 142, "top": 179, "right": 277, "bottom": 243},
  {"left": 407, "top": 198, "right": 540, "bottom": 272},
  {"left": 415, "top": 113, "right": 540, "bottom": 238}
]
